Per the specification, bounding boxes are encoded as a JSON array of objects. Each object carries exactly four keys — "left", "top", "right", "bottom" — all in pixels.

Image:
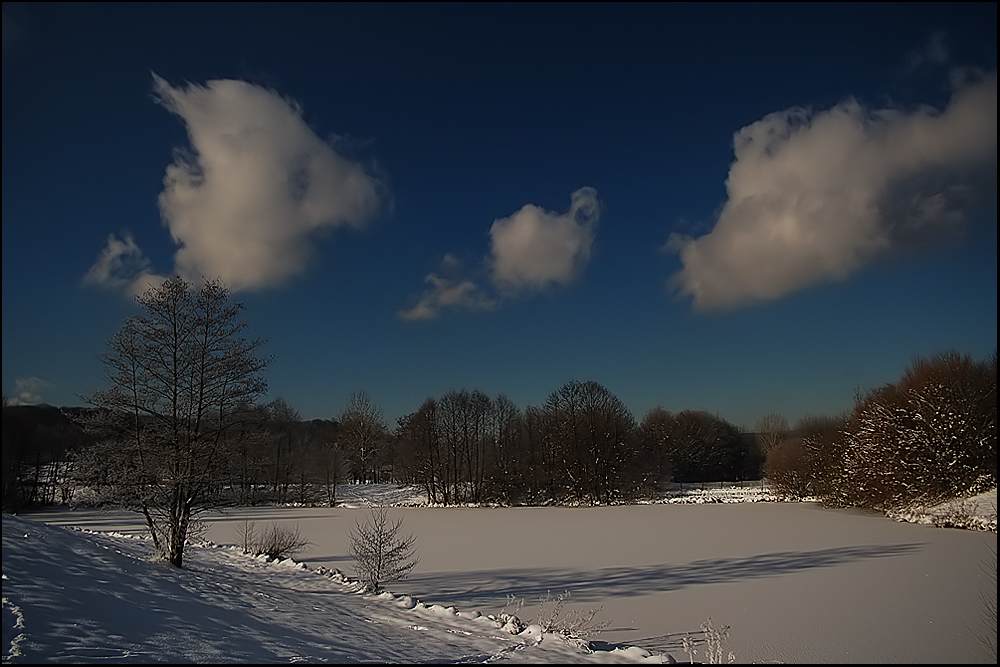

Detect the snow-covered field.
[{"left": 5, "top": 485, "right": 997, "bottom": 663}]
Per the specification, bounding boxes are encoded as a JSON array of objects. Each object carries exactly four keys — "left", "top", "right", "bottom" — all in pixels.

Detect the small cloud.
[
  {"left": 668, "top": 71, "right": 997, "bottom": 311},
  {"left": 401, "top": 188, "right": 601, "bottom": 320},
  {"left": 82, "top": 232, "right": 165, "bottom": 298},
  {"left": 488, "top": 187, "right": 601, "bottom": 294},
  {"left": 399, "top": 255, "right": 495, "bottom": 321},
  {"left": 9, "top": 377, "right": 53, "bottom": 405}
]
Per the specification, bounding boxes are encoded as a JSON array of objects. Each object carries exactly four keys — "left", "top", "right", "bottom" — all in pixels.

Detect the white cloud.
[
  {"left": 668, "top": 71, "right": 997, "bottom": 310},
  {"left": 154, "top": 75, "right": 387, "bottom": 291},
  {"left": 86, "top": 75, "right": 387, "bottom": 296},
  {"left": 82, "top": 232, "right": 165, "bottom": 298},
  {"left": 488, "top": 187, "right": 601, "bottom": 294},
  {"left": 399, "top": 254, "right": 495, "bottom": 321},
  {"left": 400, "top": 189, "right": 602, "bottom": 320},
  {"left": 399, "top": 276, "right": 496, "bottom": 322}
]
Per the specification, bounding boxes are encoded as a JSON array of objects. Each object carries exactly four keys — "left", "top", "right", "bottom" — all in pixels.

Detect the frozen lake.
[{"left": 30, "top": 500, "right": 997, "bottom": 663}]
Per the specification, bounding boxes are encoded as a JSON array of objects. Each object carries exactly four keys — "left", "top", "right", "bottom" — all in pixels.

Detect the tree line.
[
  {"left": 394, "top": 382, "right": 760, "bottom": 506},
  {"left": 3, "top": 278, "right": 759, "bottom": 522},
  {"left": 2, "top": 403, "right": 92, "bottom": 509},
  {"left": 3, "top": 382, "right": 760, "bottom": 513}
]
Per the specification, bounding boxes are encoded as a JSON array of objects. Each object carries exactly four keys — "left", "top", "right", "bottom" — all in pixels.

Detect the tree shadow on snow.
[{"left": 403, "top": 542, "right": 925, "bottom": 609}]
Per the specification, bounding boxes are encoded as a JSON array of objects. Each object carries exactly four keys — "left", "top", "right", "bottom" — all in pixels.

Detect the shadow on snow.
[{"left": 403, "top": 542, "right": 926, "bottom": 610}]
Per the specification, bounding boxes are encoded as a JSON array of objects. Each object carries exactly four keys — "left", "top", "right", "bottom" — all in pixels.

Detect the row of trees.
[
  {"left": 1, "top": 396, "right": 355, "bottom": 513},
  {"left": 1, "top": 403, "right": 92, "bottom": 509},
  {"left": 5, "top": 380, "right": 762, "bottom": 516},
  {"left": 766, "top": 351, "right": 997, "bottom": 510},
  {"left": 394, "top": 381, "right": 760, "bottom": 506}
]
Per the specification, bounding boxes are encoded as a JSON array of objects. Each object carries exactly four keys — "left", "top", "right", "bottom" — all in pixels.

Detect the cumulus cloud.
[
  {"left": 668, "top": 71, "right": 997, "bottom": 311},
  {"left": 85, "top": 75, "right": 387, "bottom": 295},
  {"left": 399, "top": 255, "right": 496, "bottom": 321},
  {"left": 488, "top": 187, "right": 601, "bottom": 294}
]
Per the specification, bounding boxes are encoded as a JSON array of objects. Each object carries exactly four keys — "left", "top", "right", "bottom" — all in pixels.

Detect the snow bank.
[{"left": 887, "top": 488, "right": 998, "bottom": 532}]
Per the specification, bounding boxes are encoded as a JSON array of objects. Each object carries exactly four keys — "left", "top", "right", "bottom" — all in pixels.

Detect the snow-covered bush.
[
  {"left": 491, "top": 594, "right": 528, "bottom": 634},
  {"left": 834, "top": 351, "right": 996, "bottom": 510},
  {"left": 682, "top": 617, "right": 735, "bottom": 664},
  {"left": 534, "top": 590, "right": 609, "bottom": 638},
  {"left": 767, "top": 351, "right": 996, "bottom": 512},
  {"left": 488, "top": 590, "right": 609, "bottom": 640}
]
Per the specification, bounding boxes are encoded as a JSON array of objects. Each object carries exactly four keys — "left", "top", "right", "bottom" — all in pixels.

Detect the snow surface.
[
  {"left": 2, "top": 514, "right": 661, "bottom": 663},
  {"left": 5, "top": 485, "right": 997, "bottom": 664}
]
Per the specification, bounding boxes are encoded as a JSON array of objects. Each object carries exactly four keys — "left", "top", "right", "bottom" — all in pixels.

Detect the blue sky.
[{"left": 3, "top": 2, "right": 996, "bottom": 430}]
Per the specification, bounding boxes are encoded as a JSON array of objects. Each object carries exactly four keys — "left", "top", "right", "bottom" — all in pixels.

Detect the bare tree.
[
  {"left": 438, "top": 390, "right": 468, "bottom": 502},
  {"left": 79, "top": 277, "right": 269, "bottom": 567},
  {"left": 638, "top": 407, "right": 677, "bottom": 488},
  {"left": 522, "top": 405, "right": 551, "bottom": 503},
  {"left": 490, "top": 394, "right": 522, "bottom": 504},
  {"left": 349, "top": 507, "right": 419, "bottom": 593},
  {"left": 755, "top": 413, "right": 789, "bottom": 459},
  {"left": 542, "top": 380, "right": 636, "bottom": 504},
  {"left": 435, "top": 389, "right": 494, "bottom": 503},
  {"left": 226, "top": 402, "right": 269, "bottom": 505},
  {"left": 311, "top": 420, "right": 345, "bottom": 507},
  {"left": 266, "top": 397, "right": 299, "bottom": 503},
  {"left": 640, "top": 409, "right": 749, "bottom": 484},
  {"left": 396, "top": 398, "right": 445, "bottom": 504},
  {"left": 339, "top": 391, "right": 389, "bottom": 483}
]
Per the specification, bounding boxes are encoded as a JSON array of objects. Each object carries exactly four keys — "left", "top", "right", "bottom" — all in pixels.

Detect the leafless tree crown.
[
  {"left": 79, "top": 277, "right": 269, "bottom": 567},
  {"left": 349, "top": 507, "right": 419, "bottom": 593}
]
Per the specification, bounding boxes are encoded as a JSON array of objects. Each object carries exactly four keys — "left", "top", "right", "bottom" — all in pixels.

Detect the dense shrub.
[
  {"left": 640, "top": 409, "right": 757, "bottom": 484},
  {"left": 766, "top": 351, "right": 996, "bottom": 510},
  {"left": 237, "top": 520, "right": 311, "bottom": 561},
  {"left": 836, "top": 351, "right": 996, "bottom": 509},
  {"left": 765, "top": 415, "right": 844, "bottom": 498}
]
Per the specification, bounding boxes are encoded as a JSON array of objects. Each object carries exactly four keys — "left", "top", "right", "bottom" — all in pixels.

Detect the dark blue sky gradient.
[{"left": 3, "top": 3, "right": 996, "bottom": 428}]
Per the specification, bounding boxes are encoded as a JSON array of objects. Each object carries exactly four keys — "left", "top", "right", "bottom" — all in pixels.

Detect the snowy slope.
[{"left": 1, "top": 513, "right": 664, "bottom": 664}]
